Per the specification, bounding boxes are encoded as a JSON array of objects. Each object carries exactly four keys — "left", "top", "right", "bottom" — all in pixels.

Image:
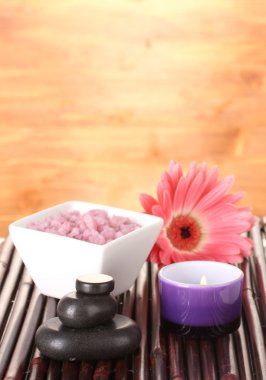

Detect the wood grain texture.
[{"left": 0, "top": 0, "right": 266, "bottom": 235}]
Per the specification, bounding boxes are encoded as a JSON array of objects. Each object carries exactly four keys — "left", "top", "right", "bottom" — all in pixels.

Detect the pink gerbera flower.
[{"left": 140, "top": 161, "right": 255, "bottom": 267}]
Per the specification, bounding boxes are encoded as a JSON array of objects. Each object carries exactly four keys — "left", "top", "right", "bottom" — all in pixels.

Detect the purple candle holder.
[{"left": 158, "top": 261, "right": 244, "bottom": 338}]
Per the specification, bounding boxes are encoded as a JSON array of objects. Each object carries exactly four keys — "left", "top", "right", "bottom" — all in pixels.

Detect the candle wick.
[{"left": 200, "top": 275, "right": 208, "bottom": 285}]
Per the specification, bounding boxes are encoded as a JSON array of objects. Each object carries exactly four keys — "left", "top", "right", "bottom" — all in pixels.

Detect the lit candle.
[
  {"left": 200, "top": 275, "right": 207, "bottom": 285},
  {"left": 158, "top": 261, "right": 244, "bottom": 338}
]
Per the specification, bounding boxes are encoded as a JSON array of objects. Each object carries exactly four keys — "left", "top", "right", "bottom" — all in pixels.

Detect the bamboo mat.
[{"left": 0, "top": 221, "right": 266, "bottom": 380}]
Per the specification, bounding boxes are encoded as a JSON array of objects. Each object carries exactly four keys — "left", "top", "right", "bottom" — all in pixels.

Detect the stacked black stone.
[{"left": 35, "top": 274, "right": 141, "bottom": 361}]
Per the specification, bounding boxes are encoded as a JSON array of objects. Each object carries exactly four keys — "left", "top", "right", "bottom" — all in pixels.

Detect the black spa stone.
[
  {"left": 35, "top": 274, "right": 141, "bottom": 361},
  {"left": 57, "top": 291, "right": 117, "bottom": 328},
  {"left": 35, "top": 314, "right": 141, "bottom": 361},
  {"left": 76, "top": 273, "right": 114, "bottom": 295}
]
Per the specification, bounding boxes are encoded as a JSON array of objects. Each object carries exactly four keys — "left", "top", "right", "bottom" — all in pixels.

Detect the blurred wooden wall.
[{"left": 0, "top": 0, "right": 266, "bottom": 235}]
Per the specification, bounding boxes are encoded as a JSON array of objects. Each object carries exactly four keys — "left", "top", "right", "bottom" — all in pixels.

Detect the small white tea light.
[{"left": 158, "top": 261, "right": 244, "bottom": 338}]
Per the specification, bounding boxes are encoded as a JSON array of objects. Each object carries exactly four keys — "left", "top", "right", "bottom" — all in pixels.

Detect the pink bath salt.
[
  {"left": 120, "top": 224, "right": 139, "bottom": 234},
  {"left": 40, "top": 220, "right": 50, "bottom": 229},
  {"left": 56, "top": 215, "right": 67, "bottom": 223},
  {"left": 50, "top": 219, "right": 61, "bottom": 228},
  {"left": 81, "top": 229, "right": 92, "bottom": 241},
  {"left": 69, "top": 227, "right": 80, "bottom": 237},
  {"left": 93, "top": 215, "right": 109, "bottom": 227},
  {"left": 88, "top": 209, "right": 109, "bottom": 223},
  {"left": 87, "top": 229, "right": 106, "bottom": 245},
  {"left": 101, "top": 227, "right": 116, "bottom": 241},
  {"left": 83, "top": 213, "right": 97, "bottom": 229},
  {"left": 28, "top": 209, "right": 141, "bottom": 245},
  {"left": 109, "top": 215, "right": 131, "bottom": 228},
  {"left": 57, "top": 226, "right": 71, "bottom": 236},
  {"left": 88, "top": 209, "right": 108, "bottom": 218},
  {"left": 28, "top": 221, "right": 43, "bottom": 231},
  {"left": 115, "top": 231, "right": 124, "bottom": 239},
  {"left": 63, "top": 211, "right": 80, "bottom": 223},
  {"left": 76, "top": 221, "right": 87, "bottom": 231}
]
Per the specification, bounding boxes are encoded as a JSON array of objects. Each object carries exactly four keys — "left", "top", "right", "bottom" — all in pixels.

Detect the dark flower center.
[
  {"left": 166, "top": 215, "right": 202, "bottom": 251},
  {"left": 180, "top": 226, "right": 191, "bottom": 239}
]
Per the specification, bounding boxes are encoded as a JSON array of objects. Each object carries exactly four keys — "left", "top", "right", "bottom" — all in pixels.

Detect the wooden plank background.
[{"left": 0, "top": 0, "right": 266, "bottom": 236}]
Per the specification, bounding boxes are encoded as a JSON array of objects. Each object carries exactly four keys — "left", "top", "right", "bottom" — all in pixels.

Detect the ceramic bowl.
[{"left": 9, "top": 201, "right": 163, "bottom": 298}]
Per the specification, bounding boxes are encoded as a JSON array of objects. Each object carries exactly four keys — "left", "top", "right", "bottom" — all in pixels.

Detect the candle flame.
[{"left": 200, "top": 275, "right": 208, "bottom": 285}]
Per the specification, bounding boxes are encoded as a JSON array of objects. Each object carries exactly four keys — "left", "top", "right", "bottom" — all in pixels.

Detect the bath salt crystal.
[
  {"left": 83, "top": 213, "right": 96, "bottom": 229},
  {"left": 57, "top": 226, "right": 70, "bottom": 236},
  {"left": 115, "top": 231, "right": 124, "bottom": 239},
  {"left": 94, "top": 216, "right": 109, "bottom": 227},
  {"left": 69, "top": 227, "right": 80, "bottom": 237},
  {"left": 87, "top": 230, "right": 106, "bottom": 245},
  {"left": 88, "top": 209, "right": 108, "bottom": 218},
  {"left": 51, "top": 219, "right": 61, "bottom": 228},
  {"left": 109, "top": 215, "right": 130, "bottom": 228},
  {"left": 28, "top": 209, "right": 141, "bottom": 245},
  {"left": 77, "top": 221, "right": 86, "bottom": 231},
  {"left": 101, "top": 227, "right": 116, "bottom": 241},
  {"left": 120, "top": 224, "right": 139, "bottom": 234},
  {"left": 82, "top": 229, "right": 91, "bottom": 241}
]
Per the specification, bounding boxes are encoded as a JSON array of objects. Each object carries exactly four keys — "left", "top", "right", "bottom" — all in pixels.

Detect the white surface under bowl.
[{"left": 9, "top": 201, "right": 163, "bottom": 298}]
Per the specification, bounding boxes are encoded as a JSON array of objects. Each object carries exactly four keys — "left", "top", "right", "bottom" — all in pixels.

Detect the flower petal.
[
  {"left": 195, "top": 175, "right": 235, "bottom": 212},
  {"left": 168, "top": 161, "right": 183, "bottom": 189},
  {"left": 151, "top": 204, "right": 164, "bottom": 218},
  {"left": 162, "top": 189, "right": 172, "bottom": 220},
  {"left": 139, "top": 193, "right": 157, "bottom": 213},
  {"left": 182, "top": 171, "right": 205, "bottom": 211},
  {"left": 159, "top": 248, "right": 174, "bottom": 265},
  {"left": 173, "top": 177, "right": 186, "bottom": 212},
  {"left": 221, "top": 191, "right": 245, "bottom": 204},
  {"left": 160, "top": 172, "right": 174, "bottom": 197},
  {"left": 147, "top": 244, "right": 161, "bottom": 264},
  {"left": 201, "top": 166, "right": 219, "bottom": 197}
]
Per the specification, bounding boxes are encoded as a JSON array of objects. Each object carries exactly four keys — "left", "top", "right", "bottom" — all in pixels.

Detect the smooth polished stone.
[
  {"left": 35, "top": 314, "right": 141, "bottom": 361},
  {"left": 57, "top": 291, "right": 117, "bottom": 328},
  {"left": 76, "top": 274, "right": 114, "bottom": 295}
]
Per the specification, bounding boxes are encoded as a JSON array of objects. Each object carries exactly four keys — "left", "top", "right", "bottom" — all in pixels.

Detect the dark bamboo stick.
[
  {"left": 0, "top": 235, "right": 14, "bottom": 289},
  {"left": 93, "top": 360, "right": 112, "bottom": 380},
  {"left": 28, "top": 297, "right": 58, "bottom": 380},
  {"left": 28, "top": 357, "right": 49, "bottom": 380},
  {"left": 4, "top": 287, "right": 45, "bottom": 380},
  {"left": 250, "top": 219, "right": 266, "bottom": 322},
  {"left": 167, "top": 332, "right": 186, "bottom": 380},
  {"left": 114, "top": 359, "right": 129, "bottom": 380},
  {"left": 133, "top": 262, "right": 149, "bottom": 380},
  {"left": 233, "top": 319, "right": 252, "bottom": 380},
  {"left": 215, "top": 334, "right": 239, "bottom": 380},
  {"left": 46, "top": 360, "right": 62, "bottom": 380},
  {"left": 61, "top": 360, "right": 80, "bottom": 380},
  {"left": 78, "top": 361, "right": 94, "bottom": 380},
  {"left": 0, "top": 250, "right": 23, "bottom": 332},
  {"left": 248, "top": 255, "right": 262, "bottom": 320},
  {"left": 185, "top": 338, "right": 202, "bottom": 380},
  {"left": 0, "top": 269, "right": 33, "bottom": 380},
  {"left": 150, "top": 263, "right": 167, "bottom": 380},
  {"left": 241, "top": 259, "right": 266, "bottom": 379},
  {"left": 114, "top": 283, "right": 136, "bottom": 380},
  {"left": 199, "top": 339, "right": 217, "bottom": 380}
]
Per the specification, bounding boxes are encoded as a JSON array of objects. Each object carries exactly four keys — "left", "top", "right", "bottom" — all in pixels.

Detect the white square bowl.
[{"left": 9, "top": 201, "right": 163, "bottom": 298}]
